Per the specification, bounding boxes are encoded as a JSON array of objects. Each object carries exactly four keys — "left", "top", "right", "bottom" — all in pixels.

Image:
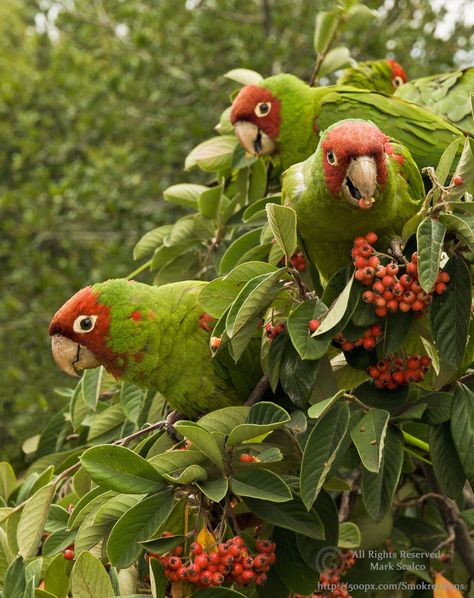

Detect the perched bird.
[
  {"left": 230, "top": 73, "right": 465, "bottom": 171},
  {"left": 49, "top": 279, "right": 260, "bottom": 417},
  {"left": 282, "top": 119, "right": 424, "bottom": 283},
  {"left": 394, "top": 68, "right": 474, "bottom": 135},
  {"left": 337, "top": 59, "right": 408, "bottom": 94}
]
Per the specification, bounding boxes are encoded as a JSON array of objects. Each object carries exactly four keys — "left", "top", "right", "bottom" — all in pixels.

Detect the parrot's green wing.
[
  {"left": 395, "top": 68, "right": 474, "bottom": 135},
  {"left": 337, "top": 61, "right": 394, "bottom": 94},
  {"left": 314, "top": 87, "right": 466, "bottom": 169}
]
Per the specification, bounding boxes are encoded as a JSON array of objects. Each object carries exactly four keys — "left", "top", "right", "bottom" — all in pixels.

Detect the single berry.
[
  {"left": 308, "top": 319, "right": 321, "bottom": 332},
  {"left": 200, "top": 570, "right": 213, "bottom": 585},
  {"left": 239, "top": 453, "right": 256, "bottom": 463},
  {"left": 363, "top": 291, "right": 374, "bottom": 303},
  {"left": 365, "top": 232, "right": 378, "bottom": 244},
  {"left": 64, "top": 549, "right": 74, "bottom": 560},
  {"left": 210, "top": 336, "right": 221, "bottom": 349},
  {"left": 168, "top": 556, "right": 182, "bottom": 570},
  {"left": 191, "top": 541, "right": 203, "bottom": 555},
  {"left": 453, "top": 175, "right": 463, "bottom": 186}
]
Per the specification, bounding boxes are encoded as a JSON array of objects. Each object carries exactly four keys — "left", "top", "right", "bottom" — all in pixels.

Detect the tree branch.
[{"left": 245, "top": 374, "right": 270, "bottom": 407}]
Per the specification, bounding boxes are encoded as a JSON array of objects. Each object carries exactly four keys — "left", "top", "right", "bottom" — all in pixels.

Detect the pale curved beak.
[
  {"left": 51, "top": 334, "right": 101, "bottom": 377},
  {"left": 233, "top": 121, "right": 276, "bottom": 157},
  {"left": 341, "top": 156, "right": 377, "bottom": 209}
]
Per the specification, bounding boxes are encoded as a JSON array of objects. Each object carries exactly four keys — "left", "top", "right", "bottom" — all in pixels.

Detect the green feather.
[
  {"left": 337, "top": 60, "right": 395, "bottom": 94},
  {"left": 91, "top": 279, "right": 259, "bottom": 417},
  {"left": 282, "top": 119, "right": 424, "bottom": 284},
  {"left": 254, "top": 74, "right": 465, "bottom": 171}
]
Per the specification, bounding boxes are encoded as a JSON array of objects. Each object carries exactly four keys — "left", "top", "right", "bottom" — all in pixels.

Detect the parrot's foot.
[
  {"left": 164, "top": 410, "right": 184, "bottom": 440},
  {"left": 388, "top": 238, "right": 404, "bottom": 262}
]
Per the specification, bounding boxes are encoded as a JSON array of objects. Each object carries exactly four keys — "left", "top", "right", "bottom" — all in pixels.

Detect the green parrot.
[
  {"left": 281, "top": 119, "right": 424, "bottom": 284},
  {"left": 394, "top": 68, "right": 474, "bottom": 136},
  {"left": 229, "top": 73, "right": 465, "bottom": 171},
  {"left": 49, "top": 279, "right": 260, "bottom": 417},
  {"left": 337, "top": 59, "right": 408, "bottom": 94}
]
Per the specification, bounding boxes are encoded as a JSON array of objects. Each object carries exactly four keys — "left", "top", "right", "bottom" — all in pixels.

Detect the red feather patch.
[{"left": 387, "top": 59, "right": 408, "bottom": 83}]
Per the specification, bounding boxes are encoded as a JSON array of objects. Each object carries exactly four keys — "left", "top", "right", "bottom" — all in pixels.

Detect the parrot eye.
[
  {"left": 392, "top": 76, "right": 404, "bottom": 88},
  {"left": 327, "top": 150, "right": 337, "bottom": 165},
  {"left": 255, "top": 102, "right": 271, "bottom": 117},
  {"left": 73, "top": 315, "right": 97, "bottom": 334}
]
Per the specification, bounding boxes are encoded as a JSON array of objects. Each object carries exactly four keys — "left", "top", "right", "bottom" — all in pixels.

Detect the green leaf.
[
  {"left": 199, "top": 261, "right": 277, "bottom": 318},
  {"left": 71, "top": 552, "right": 115, "bottom": 598},
  {"left": 120, "top": 383, "right": 144, "bottom": 425},
  {"left": 43, "top": 553, "right": 72, "bottom": 598},
  {"left": 4, "top": 557, "right": 26, "bottom": 598},
  {"left": 430, "top": 255, "right": 471, "bottom": 367},
  {"left": 430, "top": 422, "right": 466, "bottom": 499},
  {"left": 0, "top": 462, "right": 16, "bottom": 501},
  {"left": 287, "top": 298, "right": 331, "bottom": 360},
  {"left": 273, "top": 528, "right": 319, "bottom": 595},
  {"left": 196, "top": 477, "right": 229, "bottom": 502},
  {"left": 162, "top": 183, "right": 208, "bottom": 209},
  {"left": 225, "top": 269, "right": 285, "bottom": 338},
  {"left": 313, "top": 277, "right": 355, "bottom": 336},
  {"left": 150, "top": 448, "right": 207, "bottom": 475},
  {"left": 265, "top": 204, "right": 297, "bottom": 257},
  {"left": 219, "top": 229, "right": 262, "bottom": 274},
  {"left": 133, "top": 225, "right": 173, "bottom": 260},
  {"left": 319, "top": 46, "right": 351, "bottom": 77},
  {"left": 198, "top": 406, "right": 248, "bottom": 434},
  {"left": 361, "top": 427, "right": 404, "bottom": 521},
  {"left": 17, "top": 483, "right": 55, "bottom": 559},
  {"left": 185, "top": 136, "right": 237, "bottom": 172},
  {"left": 173, "top": 422, "right": 224, "bottom": 469},
  {"left": 436, "top": 138, "right": 461, "bottom": 184},
  {"left": 338, "top": 522, "right": 361, "bottom": 548},
  {"left": 280, "top": 344, "right": 321, "bottom": 407},
  {"left": 230, "top": 469, "right": 291, "bottom": 502},
  {"left": 107, "top": 490, "right": 174, "bottom": 568},
  {"left": 226, "top": 402, "right": 290, "bottom": 446},
  {"left": 439, "top": 213, "right": 474, "bottom": 252},
  {"left": 382, "top": 311, "right": 414, "bottom": 354},
  {"left": 249, "top": 159, "right": 268, "bottom": 202},
  {"left": 314, "top": 10, "right": 339, "bottom": 53},
  {"left": 307, "top": 390, "right": 346, "bottom": 419},
  {"left": 87, "top": 403, "right": 125, "bottom": 441},
  {"left": 416, "top": 218, "right": 446, "bottom": 292},
  {"left": 67, "top": 487, "right": 109, "bottom": 530},
  {"left": 142, "top": 534, "right": 184, "bottom": 555},
  {"left": 350, "top": 409, "right": 390, "bottom": 473},
  {"left": 451, "top": 383, "right": 474, "bottom": 482},
  {"left": 224, "top": 68, "right": 263, "bottom": 85},
  {"left": 198, "top": 184, "right": 223, "bottom": 219},
  {"left": 81, "top": 367, "right": 103, "bottom": 412},
  {"left": 300, "top": 403, "right": 350, "bottom": 509},
  {"left": 42, "top": 529, "right": 76, "bottom": 557},
  {"left": 245, "top": 496, "right": 325, "bottom": 540},
  {"left": 163, "top": 464, "right": 208, "bottom": 484},
  {"left": 149, "top": 558, "right": 167, "bottom": 598},
  {"left": 81, "top": 445, "right": 165, "bottom": 494},
  {"left": 449, "top": 137, "right": 474, "bottom": 200}
]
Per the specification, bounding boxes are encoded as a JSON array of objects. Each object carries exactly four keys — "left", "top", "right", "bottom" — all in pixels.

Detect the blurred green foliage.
[{"left": 1, "top": 0, "right": 472, "bottom": 466}]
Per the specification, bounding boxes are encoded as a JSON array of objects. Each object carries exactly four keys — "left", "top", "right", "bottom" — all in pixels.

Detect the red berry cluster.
[
  {"left": 150, "top": 535, "right": 275, "bottom": 589},
  {"left": 296, "top": 550, "right": 357, "bottom": 598},
  {"left": 368, "top": 354, "right": 432, "bottom": 389},
  {"left": 290, "top": 251, "right": 307, "bottom": 272},
  {"left": 352, "top": 233, "right": 450, "bottom": 318},
  {"left": 335, "top": 323, "right": 382, "bottom": 352},
  {"left": 265, "top": 321, "right": 286, "bottom": 340}
]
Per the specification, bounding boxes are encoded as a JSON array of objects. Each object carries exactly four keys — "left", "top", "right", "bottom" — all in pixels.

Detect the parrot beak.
[
  {"left": 51, "top": 334, "right": 101, "bottom": 377},
  {"left": 342, "top": 156, "right": 377, "bottom": 209},
  {"left": 233, "top": 121, "right": 276, "bottom": 157}
]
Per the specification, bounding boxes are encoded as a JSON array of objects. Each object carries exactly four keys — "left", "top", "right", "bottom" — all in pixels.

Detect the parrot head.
[
  {"left": 387, "top": 59, "right": 408, "bottom": 90},
  {"left": 48, "top": 285, "right": 113, "bottom": 377},
  {"left": 230, "top": 84, "right": 281, "bottom": 157},
  {"left": 320, "top": 119, "right": 389, "bottom": 209}
]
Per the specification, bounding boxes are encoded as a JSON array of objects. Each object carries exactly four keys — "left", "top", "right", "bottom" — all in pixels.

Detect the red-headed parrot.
[
  {"left": 337, "top": 59, "right": 408, "bottom": 94},
  {"left": 49, "top": 279, "right": 260, "bottom": 417}
]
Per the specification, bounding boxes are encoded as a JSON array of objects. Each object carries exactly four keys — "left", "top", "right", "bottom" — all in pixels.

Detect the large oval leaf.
[
  {"left": 71, "top": 552, "right": 115, "bottom": 598},
  {"left": 17, "top": 483, "right": 55, "bottom": 559},
  {"left": 230, "top": 469, "right": 291, "bottom": 503},
  {"left": 416, "top": 217, "right": 446, "bottom": 292},
  {"left": 350, "top": 408, "right": 390, "bottom": 473},
  {"left": 226, "top": 402, "right": 290, "bottom": 446}
]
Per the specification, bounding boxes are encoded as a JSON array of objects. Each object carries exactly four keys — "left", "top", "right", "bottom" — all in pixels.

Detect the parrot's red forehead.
[
  {"left": 230, "top": 85, "right": 281, "bottom": 139},
  {"left": 387, "top": 59, "right": 408, "bottom": 83},
  {"left": 48, "top": 286, "right": 111, "bottom": 342},
  {"left": 322, "top": 121, "right": 387, "bottom": 158}
]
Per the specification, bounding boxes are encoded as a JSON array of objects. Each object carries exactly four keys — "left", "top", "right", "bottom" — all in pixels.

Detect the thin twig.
[{"left": 245, "top": 375, "right": 270, "bottom": 407}]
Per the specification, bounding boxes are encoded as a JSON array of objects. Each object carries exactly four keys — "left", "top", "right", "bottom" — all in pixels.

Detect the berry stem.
[{"left": 402, "top": 431, "right": 430, "bottom": 454}]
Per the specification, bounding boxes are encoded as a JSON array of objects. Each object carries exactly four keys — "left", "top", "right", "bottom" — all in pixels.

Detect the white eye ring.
[
  {"left": 255, "top": 102, "right": 272, "bottom": 117},
  {"left": 73, "top": 315, "right": 97, "bottom": 334},
  {"left": 327, "top": 150, "right": 337, "bottom": 165},
  {"left": 392, "top": 76, "right": 404, "bottom": 88}
]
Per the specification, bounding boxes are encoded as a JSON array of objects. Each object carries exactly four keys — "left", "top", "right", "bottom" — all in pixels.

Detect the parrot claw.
[{"left": 388, "top": 238, "right": 404, "bottom": 262}]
